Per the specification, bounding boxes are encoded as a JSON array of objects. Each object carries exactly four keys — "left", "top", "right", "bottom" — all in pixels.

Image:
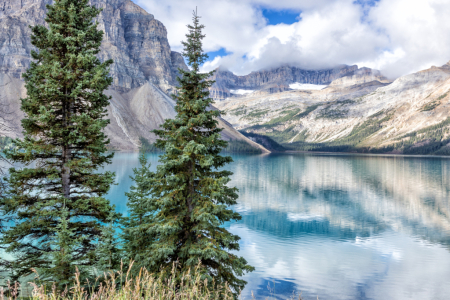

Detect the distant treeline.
[
  {"left": 139, "top": 137, "right": 164, "bottom": 152},
  {"left": 283, "top": 117, "right": 450, "bottom": 155},
  {"left": 239, "top": 131, "right": 287, "bottom": 152},
  {"left": 139, "top": 137, "right": 262, "bottom": 154},
  {"left": 222, "top": 139, "right": 262, "bottom": 154}
]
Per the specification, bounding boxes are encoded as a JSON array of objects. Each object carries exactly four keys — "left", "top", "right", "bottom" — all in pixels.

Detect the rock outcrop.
[
  {"left": 0, "top": 0, "right": 188, "bottom": 93},
  {"left": 0, "top": 0, "right": 270, "bottom": 152},
  {"left": 209, "top": 65, "right": 390, "bottom": 101}
]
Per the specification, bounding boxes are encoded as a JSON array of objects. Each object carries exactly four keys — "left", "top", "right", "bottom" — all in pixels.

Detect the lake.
[{"left": 105, "top": 152, "right": 450, "bottom": 300}]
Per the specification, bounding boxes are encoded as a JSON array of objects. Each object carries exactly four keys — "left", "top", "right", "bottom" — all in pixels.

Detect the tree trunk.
[
  {"left": 186, "top": 159, "right": 194, "bottom": 213},
  {"left": 62, "top": 90, "right": 71, "bottom": 199}
]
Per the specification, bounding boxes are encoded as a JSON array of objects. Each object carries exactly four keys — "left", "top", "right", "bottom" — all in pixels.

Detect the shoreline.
[
  {"left": 282, "top": 150, "right": 450, "bottom": 159},
  {"left": 111, "top": 149, "right": 450, "bottom": 159}
]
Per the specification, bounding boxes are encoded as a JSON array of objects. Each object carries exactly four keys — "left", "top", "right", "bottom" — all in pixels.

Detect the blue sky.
[
  {"left": 205, "top": 9, "right": 301, "bottom": 64},
  {"left": 261, "top": 8, "right": 301, "bottom": 25},
  {"left": 205, "top": 48, "right": 229, "bottom": 64}
]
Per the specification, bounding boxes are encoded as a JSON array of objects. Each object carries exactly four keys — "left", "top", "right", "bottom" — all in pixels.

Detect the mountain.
[
  {"left": 0, "top": 0, "right": 186, "bottom": 93},
  {"left": 0, "top": 0, "right": 269, "bottom": 152},
  {"left": 209, "top": 65, "right": 391, "bottom": 101},
  {"left": 215, "top": 62, "right": 450, "bottom": 155}
]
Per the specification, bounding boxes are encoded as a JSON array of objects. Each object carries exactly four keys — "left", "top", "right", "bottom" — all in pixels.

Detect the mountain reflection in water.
[{"left": 105, "top": 153, "right": 450, "bottom": 300}]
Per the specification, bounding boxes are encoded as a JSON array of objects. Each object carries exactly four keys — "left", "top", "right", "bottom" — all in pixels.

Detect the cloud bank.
[{"left": 133, "top": 0, "right": 450, "bottom": 78}]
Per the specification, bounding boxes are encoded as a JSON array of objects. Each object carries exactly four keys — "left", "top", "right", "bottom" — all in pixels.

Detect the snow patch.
[
  {"left": 289, "top": 83, "right": 327, "bottom": 90},
  {"left": 230, "top": 89, "right": 255, "bottom": 95}
]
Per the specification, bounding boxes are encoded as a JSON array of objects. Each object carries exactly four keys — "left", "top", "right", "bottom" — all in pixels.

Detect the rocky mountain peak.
[
  {"left": 120, "top": 0, "right": 151, "bottom": 16},
  {"left": 208, "top": 64, "right": 389, "bottom": 101}
]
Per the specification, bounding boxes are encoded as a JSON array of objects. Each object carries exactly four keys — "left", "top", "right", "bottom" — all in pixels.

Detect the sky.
[{"left": 132, "top": 0, "right": 450, "bottom": 79}]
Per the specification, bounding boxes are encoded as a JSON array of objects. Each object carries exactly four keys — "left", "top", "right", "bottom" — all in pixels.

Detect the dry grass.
[{"left": 0, "top": 262, "right": 303, "bottom": 300}]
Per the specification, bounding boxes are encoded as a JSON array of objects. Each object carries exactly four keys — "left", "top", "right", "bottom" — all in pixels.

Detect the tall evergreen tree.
[
  {"left": 129, "top": 10, "right": 255, "bottom": 295},
  {"left": 0, "top": 0, "right": 117, "bottom": 286}
]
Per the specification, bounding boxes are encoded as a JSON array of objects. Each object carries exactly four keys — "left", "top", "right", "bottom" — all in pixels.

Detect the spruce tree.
[
  {"left": 121, "top": 155, "right": 157, "bottom": 274},
  {"left": 133, "top": 10, "right": 255, "bottom": 294},
  {"left": 0, "top": 0, "right": 118, "bottom": 286},
  {"left": 95, "top": 218, "right": 122, "bottom": 275}
]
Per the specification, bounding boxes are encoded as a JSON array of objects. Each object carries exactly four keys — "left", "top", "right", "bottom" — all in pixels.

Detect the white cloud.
[{"left": 133, "top": 0, "right": 450, "bottom": 79}]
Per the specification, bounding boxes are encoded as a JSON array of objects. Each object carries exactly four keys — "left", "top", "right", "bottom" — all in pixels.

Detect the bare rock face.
[
  {"left": 328, "top": 67, "right": 391, "bottom": 88},
  {"left": 0, "top": 0, "right": 188, "bottom": 93},
  {"left": 209, "top": 65, "right": 391, "bottom": 101}
]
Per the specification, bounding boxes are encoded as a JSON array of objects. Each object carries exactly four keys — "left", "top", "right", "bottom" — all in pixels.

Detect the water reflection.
[
  {"left": 225, "top": 154, "right": 450, "bottom": 300},
  {"left": 105, "top": 153, "right": 450, "bottom": 300}
]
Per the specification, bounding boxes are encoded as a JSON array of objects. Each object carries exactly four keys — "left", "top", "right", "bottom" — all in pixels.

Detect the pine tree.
[
  {"left": 138, "top": 10, "right": 255, "bottom": 295},
  {"left": 0, "top": 0, "right": 118, "bottom": 286},
  {"left": 121, "top": 154, "right": 157, "bottom": 275}
]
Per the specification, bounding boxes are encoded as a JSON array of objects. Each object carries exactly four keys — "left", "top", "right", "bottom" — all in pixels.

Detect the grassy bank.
[{"left": 0, "top": 262, "right": 304, "bottom": 300}]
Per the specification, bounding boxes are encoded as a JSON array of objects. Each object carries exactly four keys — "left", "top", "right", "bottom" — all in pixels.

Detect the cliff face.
[
  {"left": 209, "top": 65, "right": 390, "bottom": 101},
  {"left": 0, "top": 0, "right": 188, "bottom": 93},
  {"left": 0, "top": 0, "right": 270, "bottom": 152}
]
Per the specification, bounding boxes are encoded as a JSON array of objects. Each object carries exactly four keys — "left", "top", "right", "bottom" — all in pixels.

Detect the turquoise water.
[{"left": 105, "top": 152, "right": 450, "bottom": 300}]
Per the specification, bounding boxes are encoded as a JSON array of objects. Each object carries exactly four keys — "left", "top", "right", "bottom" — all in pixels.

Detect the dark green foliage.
[
  {"left": 222, "top": 139, "right": 262, "bottom": 154},
  {"left": 292, "top": 104, "right": 320, "bottom": 121},
  {"left": 317, "top": 100, "right": 354, "bottom": 119},
  {"left": 417, "top": 117, "right": 450, "bottom": 134},
  {"left": 421, "top": 101, "right": 441, "bottom": 112},
  {"left": 0, "top": 0, "right": 118, "bottom": 287},
  {"left": 393, "top": 117, "right": 450, "bottom": 155},
  {"left": 437, "top": 92, "right": 448, "bottom": 101},
  {"left": 140, "top": 136, "right": 262, "bottom": 154},
  {"left": 265, "top": 108, "right": 301, "bottom": 125},
  {"left": 42, "top": 207, "right": 80, "bottom": 287},
  {"left": 125, "top": 11, "right": 254, "bottom": 295},
  {"left": 121, "top": 155, "right": 157, "bottom": 274},
  {"left": 244, "top": 109, "right": 270, "bottom": 119},
  {"left": 245, "top": 104, "right": 319, "bottom": 134},
  {"left": 95, "top": 217, "right": 122, "bottom": 275},
  {"left": 420, "top": 92, "right": 447, "bottom": 112},
  {"left": 282, "top": 113, "right": 393, "bottom": 152},
  {"left": 239, "top": 131, "right": 286, "bottom": 152},
  {"left": 284, "top": 116, "right": 450, "bottom": 155},
  {"left": 139, "top": 137, "right": 163, "bottom": 153},
  {"left": 228, "top": 106, "right": 247, "bottom": 117},
  {"left": 250, "top": 125, "right": 306, "bottom": 145}
]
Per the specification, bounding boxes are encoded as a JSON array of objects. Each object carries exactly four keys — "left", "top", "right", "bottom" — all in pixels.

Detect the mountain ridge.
[
  {"left": 215, "top": 61, "right": 450, "bottom": 155},
  {"left": 209, "top": 64, "right": 391, "bottom": 101}
]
